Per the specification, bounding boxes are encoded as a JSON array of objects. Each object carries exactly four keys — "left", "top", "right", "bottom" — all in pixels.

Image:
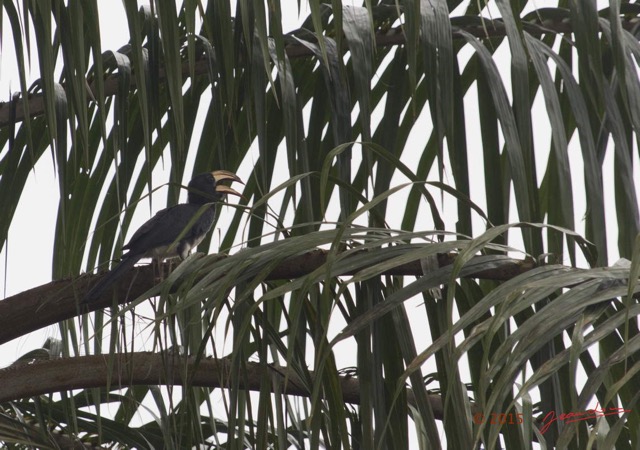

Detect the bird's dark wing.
[
  {"left": 122, "top": 205, "right": 178, "bottom": 252},
  {"left": 83, "top": 199, "right": 219, "bottom": 304},
  {"left": 122, "top": 203, "right": 216, "bottom": 258}
]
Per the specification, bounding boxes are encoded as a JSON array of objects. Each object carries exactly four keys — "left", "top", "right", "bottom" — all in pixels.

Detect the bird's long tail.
[{"left": 82, "top": 254, "right": 141, "bottom": 304}]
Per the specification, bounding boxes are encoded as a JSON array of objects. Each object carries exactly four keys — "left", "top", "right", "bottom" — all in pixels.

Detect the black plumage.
[{"left": 83, "top": 170, "right": 242, "bottom": 304}]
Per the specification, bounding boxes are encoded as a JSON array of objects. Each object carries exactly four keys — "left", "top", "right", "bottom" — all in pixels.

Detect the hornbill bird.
[{"left": 83, "top": 170, "right": 243, "bottom": 304}]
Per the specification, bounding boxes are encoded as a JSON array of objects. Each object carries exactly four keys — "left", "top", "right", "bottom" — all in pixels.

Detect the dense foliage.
[{"left": 0, "top": 1, "right": 639, "bottom": 448}]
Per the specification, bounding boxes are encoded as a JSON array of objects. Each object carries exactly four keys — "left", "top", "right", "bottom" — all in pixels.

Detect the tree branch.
[
  {"left": 0, "top": 351, "right": 549, "bottom": 444},
  {"left": 0, "top": 352, "right": 445, "bottom": 414},
  {"left": 0, "top": 249, "right": 536, "bottom": 346}
]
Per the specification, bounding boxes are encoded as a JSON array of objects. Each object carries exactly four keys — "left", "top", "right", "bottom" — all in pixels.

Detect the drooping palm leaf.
[{"left": 0, "top": 1, "right": 639, "bottom": 448}]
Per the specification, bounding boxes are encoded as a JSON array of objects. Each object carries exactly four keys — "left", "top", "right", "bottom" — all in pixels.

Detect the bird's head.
[{"left": 188, "top": 170, "right": 243, "bottom": 204}]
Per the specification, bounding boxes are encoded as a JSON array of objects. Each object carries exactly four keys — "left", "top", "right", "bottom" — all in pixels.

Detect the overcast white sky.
[{"left": 0, "top": 1, "right": 636, "bottom": 446}]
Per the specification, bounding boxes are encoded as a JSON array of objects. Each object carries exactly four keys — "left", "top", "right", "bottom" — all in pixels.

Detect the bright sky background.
[{"left": 0, "top": 1, "right": 637, "bottom": 447}]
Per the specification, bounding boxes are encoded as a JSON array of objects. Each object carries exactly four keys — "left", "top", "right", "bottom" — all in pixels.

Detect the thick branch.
[
  {"left": 0, "top": 352, "right": 443, "bottom": 409},
  {"left": 0, "top": 352, "right": 547, "bottom": 442},
  {"left": 0, "top": 250, "right": 536, "bottom": 346}
]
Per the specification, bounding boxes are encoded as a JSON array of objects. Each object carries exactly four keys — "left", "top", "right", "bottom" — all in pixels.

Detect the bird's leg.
[
  {"left": 164, "top": 255, "right": 181, "bottom": 279},
  {"left": 167, "top": 257, "right": 174, "bottom": 274},
  {"left": 154, "top": 256, "right": 164, "bottom": 283}
]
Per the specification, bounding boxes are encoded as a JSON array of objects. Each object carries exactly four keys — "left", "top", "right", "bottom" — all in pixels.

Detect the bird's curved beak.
[
  {"left": 212, "top": 170, "right": 243, "bottom": 184},
  {"left": 215, "top": 184, "right": 243, "bottom": 197},
  {"left": 212, "top": 170, "right": 243, "bottom": 198}
]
